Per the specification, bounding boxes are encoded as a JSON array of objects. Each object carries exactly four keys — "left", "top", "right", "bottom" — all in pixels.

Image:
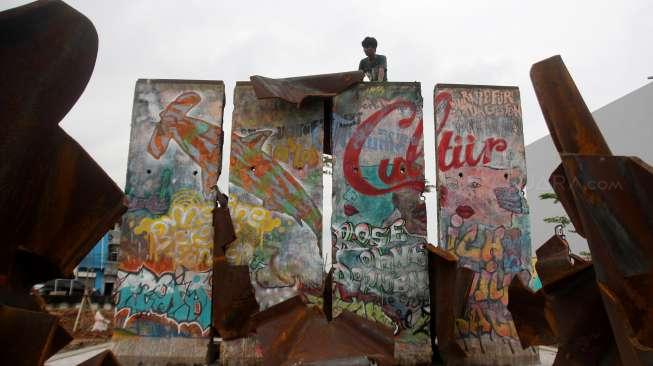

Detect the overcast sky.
[{"left": 4, "top": 0, "right": 652, "bottom": 194}]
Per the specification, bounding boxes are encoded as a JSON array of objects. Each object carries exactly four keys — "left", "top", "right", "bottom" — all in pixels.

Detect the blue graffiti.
[{"left": 116, "top": 267, "right": 211, "bottom": 333}]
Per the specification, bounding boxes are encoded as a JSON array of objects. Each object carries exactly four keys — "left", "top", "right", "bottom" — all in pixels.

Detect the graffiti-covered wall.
[
  {"left": 434, "top": 85, "right": 532, "bottom": 356},
  {"left": 228, "top": 82, "right": 324, "bottom": 309},
  {"left": 116, "top": 80, "right": 225, "bottom": 338},
  {"left": 331, "top": 83, "right": 430, "bottom": 359}
]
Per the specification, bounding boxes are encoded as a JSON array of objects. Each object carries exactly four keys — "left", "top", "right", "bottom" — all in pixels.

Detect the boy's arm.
[{"left": 379, "top": 56, "right": 387, "bottom": 81}]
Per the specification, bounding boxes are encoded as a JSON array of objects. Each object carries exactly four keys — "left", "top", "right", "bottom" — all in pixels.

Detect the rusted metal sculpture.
[
  {"left": 509, "top": 236, "right": 620, "bottom": 365},
  {"left": 427, "top": 245, "right": 474, "bottom": 363},
  {"left": 252, "top": 296, "right": 395, "bottom": 366},
  {"left": 211, "top": 188, "right": 259, "bottom": 345},
  {"left": 250, "top": 71, "right": 364, "bottom": 105},
  {"left": 509, "top": 55, "right": 653, "bottom": 365},
  {"left": 0, "top": 1, "right": 126, "bottom": 364}
]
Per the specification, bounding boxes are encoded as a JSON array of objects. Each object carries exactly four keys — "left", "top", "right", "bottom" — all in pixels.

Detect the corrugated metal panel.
[{"left": 250, "top": 71, "right": 364, "bottom": 105}]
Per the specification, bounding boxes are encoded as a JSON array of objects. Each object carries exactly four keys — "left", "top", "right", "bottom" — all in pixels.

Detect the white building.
[{"left": 526, "top": 82, "right": 653, "bottom": 253}]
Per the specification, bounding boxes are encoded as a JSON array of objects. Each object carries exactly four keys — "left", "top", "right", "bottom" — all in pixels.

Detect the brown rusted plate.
[
  {"left": 532, "top": 55, "right": 653, "bottom": 364},
  {"left": 212, "top": 256, "right": 258, "bottom": 340},
  {"left": 530, "top": 55, "right": 611, "bottom": 156},
  {"left": 544, "top": 264, "right": 619, "bottom": 365},
  {"left": 509, "top": 233, "right": 618, "bottom": 363},
  {"left": 6, "top": 128, "right": 126, "bottom": 286},
  {"left": 212, "top": 195, "right": 236, "bottom": 257},
  {"left": 507, "top": 275, "right": 557, "bottom": 348},
  {"left": 560, "top": 154, "right": 653, "bottom": 348},
  {"left": 254, "top": 296, "right": 394, "bottom": 366},
  {"left": 598, "top": 281, "right": 653, "bottom": 365},
  {"left": 427, "top": 245, "right": 474, "bottom": 361},
  {"left": 250, "top": 71, "right": 364, "bottom": 105},
  {"left": 0, "top": 0, "right": 125, "bottom": 288},
  {"left": 535, "top": 235, "right": 575, "bottom": 287},
  {"left": 323, "top": 268, "right": 334, "bottom": 321},
  {"left": 0, "top": 304, "right": 73, "bottom": 366},
  {"left": 549, "top": 164, "right": 586, "bottom": 238},
  {"left": 78, "top": 350, "right": 122, "bottom": 366},
  {"left": 0, "top": 0, "right": 98, "bottom": 129}
]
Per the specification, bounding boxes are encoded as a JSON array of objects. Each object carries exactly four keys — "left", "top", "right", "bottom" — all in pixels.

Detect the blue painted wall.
[{"left": 78, "top": 234, "right": 109, "bottom": 292}]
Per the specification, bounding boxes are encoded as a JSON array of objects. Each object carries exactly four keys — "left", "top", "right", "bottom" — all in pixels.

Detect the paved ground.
[
  {"left": 45, "top": 342, "right": 112, "bottom": 366},
  {"left": 43, "top": 342, "right": 558, "bottom": 365},
  {"left": 539, "top": 346, "right": 557, "bottom": 365}
]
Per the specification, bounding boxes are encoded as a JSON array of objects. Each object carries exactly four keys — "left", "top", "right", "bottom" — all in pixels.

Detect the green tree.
[{"left": 539, "top": 192, "right": 576, "bottom": 234}]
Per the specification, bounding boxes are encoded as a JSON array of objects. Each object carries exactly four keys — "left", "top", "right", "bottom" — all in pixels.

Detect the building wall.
[
  {"left": 115, "top": 80, "right": 225, "bottom": 340},
  {"left": 434, "top": 85, "right": 532, "bottom": 359},
  {"left": 227, "top": 82, "right": 324, "bottom": 309},
  {"left": 526, "top": 82, "right": 653, "bottom": 254},
  {"left": 78, "top": 234, "right": 108, "bottom": 271},
  {"left": 330, "top": 83, "right": 430, "bottom": 361}
]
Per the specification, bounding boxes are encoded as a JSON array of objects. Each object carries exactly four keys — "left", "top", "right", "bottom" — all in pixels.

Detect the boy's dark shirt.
[{"left": 358, "top": 54, "right": 387, "bottom": 81}]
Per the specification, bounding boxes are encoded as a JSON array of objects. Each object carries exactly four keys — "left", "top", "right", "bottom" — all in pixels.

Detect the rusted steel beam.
[
  {"left": 509, "top": 233, "right": 619, "bottom": 364},
  {"left": 0, "top": 1, "right": 125, "bottom": 362},
  {"left": 507, "top": 277, "right": 557, "bottom": 348},
  {"left": 1, "top": 0, "right": 126, "bottom": 288},
  {"left": 535, "top": 235, "right": 582, "bottom": 287},
  {"left": 0, "top": 304, "right": 73, "bottom": 366},
  {"left": 559, "top": 155, "right": 653, "bottom": 362},
  {"left": 211, "top": 190, "right": 256, "bottom": 340},
  {"left": 531, "top": 55, "right": 653, "bottom": 364},
  {"left": 253, "top": 296, "right": 395, "bottom": 365},
  {"left": 250, "top": 71, "right": 364, "bottom": 105},
  {"left": 212, "top": 256, "right": 258, "bottom": 340},
  {"left": 530, "top": 55, "right": 611, "bottom": 155},
  {"left": 426, "top": 245, "right": 474, "bottom": 362},
  {"left": 598, "top": 281, "right": 653, "bottom": 365},
  {"left": 12, "top": 128, "right": 126, "bottom": 284},
  {"left": 549, "top": 164, "right": 586, "bottom": 237},
  {"left": 212, "top": 190, "right": 236, "bottom": 256},
  {"left": 546, "top": 265, "right": 620, "bottom": 365},
  {"left": 509, "top": 263, "right": 619, "bottom": 365}
]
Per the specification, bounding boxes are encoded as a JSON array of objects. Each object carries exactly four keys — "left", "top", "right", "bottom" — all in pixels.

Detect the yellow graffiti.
[
  {"left": 456, "top": 306, "right": 519, "bottom": 339},
  {"left": 134, "top": 189, "right": 213, "bottom": 269},
  {"left": 448, "top": 225, "right": 518, "bottom": 339},
  {"left": 272, "top": 138, "right": 320, "bottom": 170},
  {"left": 227, "top": 194, "right": 281, "bottom": 265}
]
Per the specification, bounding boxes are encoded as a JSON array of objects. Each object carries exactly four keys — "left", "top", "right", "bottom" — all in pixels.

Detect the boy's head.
[{"left": 361, "top": 36, "right": 377, "bottom": 57}]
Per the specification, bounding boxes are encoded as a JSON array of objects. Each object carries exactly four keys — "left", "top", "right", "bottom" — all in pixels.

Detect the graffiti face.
[
  {"left": 435, "top": 85, "right": 531, "bottom": 353},
  {"left": 117, "top": 81, "right": 224, "bottom": 339},
  {"left": 440, "top": 165, "right": 526, "bottom": 228}
]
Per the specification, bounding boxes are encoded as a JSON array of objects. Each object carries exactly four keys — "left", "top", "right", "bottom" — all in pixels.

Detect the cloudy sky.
[
  {"left": 4, "top": 0, "right": 651, "bottom": 190},
  {"left": 3, "top": 0, "right": 652, "bottom": 247}
]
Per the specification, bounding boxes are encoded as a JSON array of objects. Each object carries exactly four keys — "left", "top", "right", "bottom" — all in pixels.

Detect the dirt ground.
[{"left": 48, "top": 307, "right": 113, "bottom": 351}]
